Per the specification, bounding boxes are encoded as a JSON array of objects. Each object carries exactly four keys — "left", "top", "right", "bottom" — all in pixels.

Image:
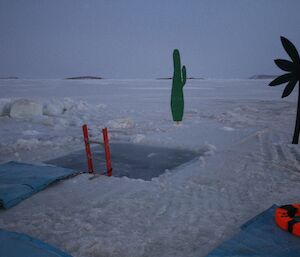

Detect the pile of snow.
[
  {"left": 0, "top": 98, "right": 11, "bottom": 116},
  {"left": 0, "top": 97, "right": 102, "bottom": 133},
  {"left": 0, "top": 95, "right": 109, "bottom": 163},
  {"left": 9, "top": 99, "right": 43, "bottom": 119},
  {"left": 43, "top": 98, "right": 91, "bottom": 116},
  {"left": 107, "top": 118, "right": 135, "bottom": 129},
  {"left": 43, "top": 99, "right": 66, "bottom": 116},
  {"left": 0, "top": 97, "right": 95, "bottom": 119},
  {"left": 42, "top": 98, "right": 95, "bottom": 128}
]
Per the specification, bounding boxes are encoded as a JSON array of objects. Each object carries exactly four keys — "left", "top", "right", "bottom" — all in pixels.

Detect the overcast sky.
[{"left": 0, "top": 0, "right": 300, "bottom": 79}]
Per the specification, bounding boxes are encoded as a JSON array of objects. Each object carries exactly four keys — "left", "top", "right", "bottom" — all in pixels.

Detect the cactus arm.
[{"left": 182, "top": 65, "right": 186, "bottom": 86}]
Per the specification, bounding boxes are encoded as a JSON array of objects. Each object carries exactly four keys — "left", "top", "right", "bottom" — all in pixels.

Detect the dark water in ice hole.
[{"left": 46, "top": 143, "right": 200, "bottom": 181}]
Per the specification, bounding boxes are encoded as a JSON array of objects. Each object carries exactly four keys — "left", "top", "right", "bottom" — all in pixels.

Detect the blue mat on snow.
[
  {"left": 0, "top": 229, "right": 73, "bottom": 257},
  {"left": 206, "top": 205, "right": 300, "bottom": 257},
  {"left": 0, "top": 161, "right": 77, "bottom": 209}
]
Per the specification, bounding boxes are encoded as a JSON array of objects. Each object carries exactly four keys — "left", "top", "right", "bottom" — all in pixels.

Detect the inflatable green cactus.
[{"left": 171, "top": 49, "right": 186, "bottom": 122}]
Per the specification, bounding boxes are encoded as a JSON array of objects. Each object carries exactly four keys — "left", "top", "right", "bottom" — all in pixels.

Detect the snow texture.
[{"left": 0, "top": 79, "right": 300, "bottom": 257}]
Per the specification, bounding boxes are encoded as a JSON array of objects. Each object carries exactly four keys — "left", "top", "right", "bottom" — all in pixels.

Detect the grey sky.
[{"left": 0, "top": 0, "right": 300, "bottom": 79}]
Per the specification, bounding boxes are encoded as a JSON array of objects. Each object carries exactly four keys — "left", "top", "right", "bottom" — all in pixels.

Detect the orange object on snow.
[{"left": 275, "top": 204, "right": 300, "bottom": 237}]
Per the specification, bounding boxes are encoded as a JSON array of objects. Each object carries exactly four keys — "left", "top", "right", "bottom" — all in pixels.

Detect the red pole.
[
  {"left": 82, "top": 124, "right": 94, "bottom": 173},
  {"left": 102, "top": 127, "right": 112, "bottom": 176}
]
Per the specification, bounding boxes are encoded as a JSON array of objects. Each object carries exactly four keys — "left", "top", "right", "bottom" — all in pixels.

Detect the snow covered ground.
[{"left": 0, "top": 78, "right": 300, "bottom": 257}]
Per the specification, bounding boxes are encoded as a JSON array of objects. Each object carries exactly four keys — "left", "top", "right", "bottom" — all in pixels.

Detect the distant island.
[
  {"left": 248, "top": 75, "right": 278, "bottom": 79},
  {"left": 188, "top": 77, "right": 205, "bottom": 80},
  {"left": 65, "top": 76, "right": 103, "bottom": 80},
  {"left": 0, "top": 76, "right": 18, "bottom": 79},
  {"left": 157, "top": 77, "right": 204, "bottom": 80}
]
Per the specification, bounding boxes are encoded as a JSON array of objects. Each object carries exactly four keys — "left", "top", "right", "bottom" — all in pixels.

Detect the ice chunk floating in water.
[{"left": 46, "top": 143, "right": 200, "bottom": 180}]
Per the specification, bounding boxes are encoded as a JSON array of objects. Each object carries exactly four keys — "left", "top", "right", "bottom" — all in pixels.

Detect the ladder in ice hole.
[{"left": 82, "top": 124, "right": 112, "bottom": 176}]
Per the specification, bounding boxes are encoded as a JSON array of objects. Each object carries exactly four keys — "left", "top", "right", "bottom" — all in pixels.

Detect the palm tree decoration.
[{"left": 269, "top": 36, "right": 300, "bottom": 144}]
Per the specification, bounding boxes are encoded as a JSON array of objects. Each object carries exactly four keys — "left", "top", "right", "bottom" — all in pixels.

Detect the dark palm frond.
[
  {"left": 281, "top": 78, "right": 298, "bottom": 98},
  {"left": 281, "top": 36, "right": 300, "bottom": 65},
  {"left": 270, "top": 37, "right": 300, "bottom": 144},
  {"left": 274, "top": 59, "right": 294, "bottom": 72},
  {"left": 269, "top": 73, "right": 293, "bottom": 86}
]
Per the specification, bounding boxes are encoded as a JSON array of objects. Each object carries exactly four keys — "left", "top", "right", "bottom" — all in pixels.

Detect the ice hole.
[{"left": 46, "top": 143, "right": 199, "bottom": 180}]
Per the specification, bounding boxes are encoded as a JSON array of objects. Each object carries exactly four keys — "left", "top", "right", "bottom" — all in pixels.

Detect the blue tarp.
[
  {"left": 0, "top": 161, "right": 77, "bottom": 209},
  {"left": 206, "top": 205, "right": 300, "bottom": 257},
  {"left": 0, "top": 229, "right": 73, "bottom": 257}
]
